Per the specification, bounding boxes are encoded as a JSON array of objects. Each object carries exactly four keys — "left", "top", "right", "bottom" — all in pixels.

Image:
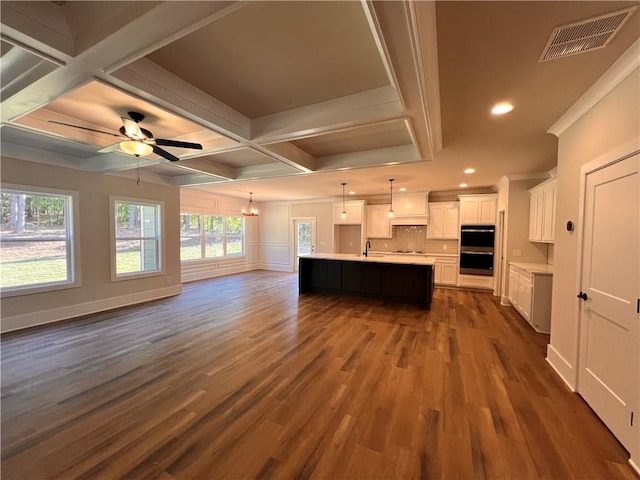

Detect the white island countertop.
[{"left": 303, "top": 253, "right": 436, "bottom": 266}]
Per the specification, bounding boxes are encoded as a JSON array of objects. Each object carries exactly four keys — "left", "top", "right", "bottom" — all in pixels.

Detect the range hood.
[{"left": 390, "top": 215, "right": 428, "bottom": 226}]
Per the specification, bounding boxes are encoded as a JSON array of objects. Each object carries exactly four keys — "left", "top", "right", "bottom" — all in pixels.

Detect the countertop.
[
  {"left": 371, "top": 251, "right": 459, "bottom": 258},
  {"left": 304, "top": 253, "right": 436, "bottom": 266},
  {"left": 509, "top": 262, "right": 554, "bottom": 275}
]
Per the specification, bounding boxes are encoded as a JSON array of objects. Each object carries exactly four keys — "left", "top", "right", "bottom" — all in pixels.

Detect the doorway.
[
  {"left": 293, "top": 218, "right": 316, "bottom": 272},
  {"left": 577, "top": 151, "right": 639, "bottom": 459}
]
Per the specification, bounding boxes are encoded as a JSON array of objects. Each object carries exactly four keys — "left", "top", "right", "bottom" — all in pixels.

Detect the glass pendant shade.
[{"left": 120, "top": 140, "right": 153, "bottom": 157}]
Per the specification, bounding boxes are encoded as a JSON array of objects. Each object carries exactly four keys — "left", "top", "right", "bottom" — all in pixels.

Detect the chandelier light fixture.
[
  {"left": 388, "top": 178, "right": 395, "bottom": 218},
  {"left": 341, "top": 182, "right": 347, "bottom": 219},
  {"left": 242, "top": 192, "right": 259, "bottom": 216}
]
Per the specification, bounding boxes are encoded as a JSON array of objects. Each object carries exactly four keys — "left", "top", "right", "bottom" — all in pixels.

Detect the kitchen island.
[{"left": 298, "top": 253, "right": 435, "bottom": 309}]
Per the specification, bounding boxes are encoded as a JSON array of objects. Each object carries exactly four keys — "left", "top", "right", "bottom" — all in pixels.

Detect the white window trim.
[
  {"left": 1, "top": 183, "right": 81, "bottom": 298},
  {"left": 110, "top": 195, "right": 164, "bottom": 282}
]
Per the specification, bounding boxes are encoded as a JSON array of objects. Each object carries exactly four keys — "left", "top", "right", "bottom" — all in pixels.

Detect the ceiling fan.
[{"left": 49, "top": 111, "right": 203, "bottom": 162}]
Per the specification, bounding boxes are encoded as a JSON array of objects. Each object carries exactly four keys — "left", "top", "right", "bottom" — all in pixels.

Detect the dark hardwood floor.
[{"left": 1, "top": 271, "right": 635, "bottom": 479}]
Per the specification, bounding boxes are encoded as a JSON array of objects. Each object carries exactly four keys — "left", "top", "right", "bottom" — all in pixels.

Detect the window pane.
[
  {"left": 1, "top": 189, "right": 73, "bottom": 291},
  {"left": 226, "top": 216, "right": 242, "bottom": 235},
  {"left": 141, "top": 205, "right": 157, "bottom": 238},
  {"left": 0, "top": 240, "right": 68, "bottom": 288},
  {"left": 180, "top": 214, "right": 200, "bottom": 235},
  {"left": 115, "top": 202, "right": 141, "bottom": 237},
  {"left": 204, "top": 215, "right": 224, "bottom": 235},
  {"left": 114, "top": 200, "right": 160, "bottom": 277},
  {"left": 226, "top": 235, "right": 243, "bottom": 255},
  {"left": 180, "top": 236, "right": 202, "bottom": 261},
  {"left": 205, "top": 235, "right": 224, "bottom": 258}
]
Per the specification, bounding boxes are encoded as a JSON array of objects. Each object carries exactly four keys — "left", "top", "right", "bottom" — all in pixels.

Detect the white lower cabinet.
[
  {"left": 508, "top": 263, "right": 553, "bottom": 333},
  {"left": 433, "top": 256, "right": 457, "bottom": 286},
  {"left": 458, "top": 273, "right": 494, "bottom": 290}
]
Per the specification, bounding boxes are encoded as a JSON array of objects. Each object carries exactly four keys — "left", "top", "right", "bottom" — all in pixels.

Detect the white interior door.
[
  {"left": 293, "top": 218, "right": 316, "bottom": 272},
  {"left": 578, "top": 152, "right": 639, "bottom": 457}
]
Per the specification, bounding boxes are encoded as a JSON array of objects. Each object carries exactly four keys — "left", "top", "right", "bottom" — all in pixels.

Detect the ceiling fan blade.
[
  {"left": 152, "top": 145, "right": 180, "bottom": 162},
  {"left": 122, "top": 116, "right": 143, "bottom": 139},
  {"left": 97, "top": 143, "right": 121, "bottom": 153},
  {"left": 48, "top": 120, "right": 122, "bottom": 138},
  {"left": 155, "top": 139, "right": 203, "bottom": 150}
]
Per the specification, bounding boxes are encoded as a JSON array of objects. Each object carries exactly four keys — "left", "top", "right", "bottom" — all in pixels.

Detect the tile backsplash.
[{"left": 368, "top": 226, "right": 458, "bottom": 254}]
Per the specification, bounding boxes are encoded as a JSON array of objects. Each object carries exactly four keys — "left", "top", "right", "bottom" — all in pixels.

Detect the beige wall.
[
  {"left": 290, "top": 201, "right": 333, "bottom": 253},
  {"left": 506, "top": 179, "right": 548, "bottom": 265},
  {"left": 549, "top": 68, "right": 640, "bottom": 388},
  {"left": 258, "top": 203, "right": 292, "bottom": 271},
  {"left": 1, "top": 156, "right": 181, "bottom": 332}
]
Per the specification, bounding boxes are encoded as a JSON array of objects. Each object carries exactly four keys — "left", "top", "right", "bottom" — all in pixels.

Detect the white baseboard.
[
  {"left": 546, "top": 344, "right": 576, "bottom": 392},
  {"left": 181, "top": 262, "right": 258, "bottom": 283},
  {"left": 256, "top": 262, "right": 292, "bottom": 272},
  {"left": 1, "top": 285, "right": 183, "bottom": 333},
  {"left": 629, "top": 457, "right": 640, "bottom": 476}
]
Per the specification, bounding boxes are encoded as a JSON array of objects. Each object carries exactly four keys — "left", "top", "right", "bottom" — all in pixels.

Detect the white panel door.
[
  {"left": 293, "top": 218, "right": 316, "bottom": 272},
  {"left": 578, "top": 153, "right": 639, "bottom": 457}
]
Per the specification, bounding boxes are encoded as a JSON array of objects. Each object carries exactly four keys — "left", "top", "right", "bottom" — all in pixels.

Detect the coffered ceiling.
[{"left": 1, "top": 1, "right": 638, "bottom": 201}]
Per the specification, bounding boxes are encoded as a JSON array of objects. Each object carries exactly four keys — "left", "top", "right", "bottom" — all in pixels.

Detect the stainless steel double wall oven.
[{"left": 459, "top": 225, "right": 495, "bottom": 276}]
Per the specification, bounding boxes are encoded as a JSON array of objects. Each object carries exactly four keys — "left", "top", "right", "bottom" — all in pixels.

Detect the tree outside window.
[
  {"left": 179, "top": 213, "right": 244, "bottom": 261},
  {"left": 0, "top": 188, "right": 75, "bottom": 291}
]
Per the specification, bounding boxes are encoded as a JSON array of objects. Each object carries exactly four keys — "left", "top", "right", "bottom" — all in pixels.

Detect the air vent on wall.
[{"left": 539, "top": 6, "right": 638, "bottom": 62}]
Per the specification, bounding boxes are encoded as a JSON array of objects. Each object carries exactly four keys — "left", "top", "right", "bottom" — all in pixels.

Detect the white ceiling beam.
[
  {"left": 111, "top": 58, "right": 250, "bottom": 141},
  {"left": 314, "top": 144, "right": 420, "bottom": 172},
  {"left": 251, "top": 86, "right": 404, "bottom": 144},
  {"left": 235, "top": 163, "right": 303, "bottom": 180},
  {"left": 370, "top": 1, "right": 442, "bottom": 161},
  {"left": 256, "top": 142, "right": 317, "bottom": 172},
  {"left": 0, "top": 1, "right": 248, "bottom": 131},
  {"left": 171, "top": 158, "right": 237, "bottom": 180}
]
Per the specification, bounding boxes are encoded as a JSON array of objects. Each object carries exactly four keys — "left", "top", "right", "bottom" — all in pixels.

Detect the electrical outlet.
[
  {"left": 166, "top": 276, "right": 171, "bottom": 283},
  {"left": 384, "top": 243, "right": 388, "bottom": 247},
  {"left": 442, "top": 244, "right": 447, "bottom": 250},
  {"left": 513, "top": 249, "right": 522, "bottom": 257}
]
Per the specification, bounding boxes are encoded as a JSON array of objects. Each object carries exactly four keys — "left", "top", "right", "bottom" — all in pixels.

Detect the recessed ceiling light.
[
  {"left": 399, "top": 187, "right": 407, "bottom": 192},
  {"left": 459, "top": 183, "right": 468, "bottom": 188},
  {"left": 464, "top": 168, "right": 475, "bottom": 174},
  {"left": 491, "top": 102, "right": 514, "bottom": 115},
  {"left": 349, "top": 191, "right": 356, "bottom": 195}
]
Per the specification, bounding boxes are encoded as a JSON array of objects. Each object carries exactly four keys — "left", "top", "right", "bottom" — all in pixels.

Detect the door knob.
[{"left": 577, "top": 292, "right": 588, "bottom": 301}]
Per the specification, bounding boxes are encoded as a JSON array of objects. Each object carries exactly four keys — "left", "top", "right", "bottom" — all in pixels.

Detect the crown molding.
[{"left": 548, "top": 38, "right": 640, "bottom": 137}]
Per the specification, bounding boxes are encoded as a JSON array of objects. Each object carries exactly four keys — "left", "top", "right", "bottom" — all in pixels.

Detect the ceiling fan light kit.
[
  {"left": 119, "top": 140, "right": 153, "bottom": 157},
  {"left": 48, "top": 111, "right": 203, "bottom": 162}
]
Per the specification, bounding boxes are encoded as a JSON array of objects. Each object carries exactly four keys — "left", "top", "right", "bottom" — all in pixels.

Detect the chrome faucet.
[{"left": 364, "top": 240, "right": 371, "bottom": 257}]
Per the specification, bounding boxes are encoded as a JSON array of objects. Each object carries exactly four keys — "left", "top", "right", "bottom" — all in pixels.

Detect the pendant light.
[
  {"left": 341, "top": 182, "right": 347, "bottom": 219},
  {"left": 242, "top": 192, "right": 259, "bottom": 216},
  {"left": 388, "top": 178, "right": 395, "bottom": 218}
]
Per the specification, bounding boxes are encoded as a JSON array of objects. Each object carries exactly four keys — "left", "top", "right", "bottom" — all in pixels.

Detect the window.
[
  {"left": 113, "top": 198, "right": 162, "bottom": 279},
  {"left": 1, "top": 185, "right": 78, "bottom": 294},
  {"left": 180, "top": 213, "right": 244, "bottom": 261}
]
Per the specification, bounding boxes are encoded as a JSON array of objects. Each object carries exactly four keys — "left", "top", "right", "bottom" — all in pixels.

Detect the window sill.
[{"left": 1, "top": 280, "right": 81, "bottom": 298}]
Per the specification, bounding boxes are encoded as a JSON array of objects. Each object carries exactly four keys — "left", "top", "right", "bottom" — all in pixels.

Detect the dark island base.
[{"left": 298, "top": 257, "right": 434, "bottom": 309}]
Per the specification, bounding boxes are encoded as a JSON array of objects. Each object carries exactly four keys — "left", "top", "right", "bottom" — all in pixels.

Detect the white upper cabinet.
[
  {"left": 529, "top": 179, "right": 556, "bottom": 243},
  {"left": 366, "top": 204, "right": 392, "bottom": 238},
  {"left": 428, "top": 202, "right": 459, "bottom": 239},
  {"left": 393, "top": 194, "right": 427, "bottom": 216},
  {"left": 458, "top": 194, "right": 497, "bottom": 225},
  {"left": 333, "top": 200, "right": 365, "bottom": 224}
]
